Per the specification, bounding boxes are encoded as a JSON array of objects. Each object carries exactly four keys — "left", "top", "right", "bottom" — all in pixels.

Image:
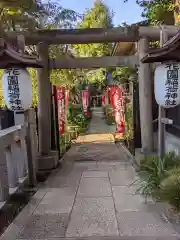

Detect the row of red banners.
[
  {"left": 56, "top": 87, "right": 90, "bottom": 134},
  {"left": 56, "top": 85, "right": 125, "bottom": 134}
]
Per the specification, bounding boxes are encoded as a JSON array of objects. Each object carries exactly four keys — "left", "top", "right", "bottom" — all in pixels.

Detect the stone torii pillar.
[
  {"left": 37, "top": 42, "right": 51, "bottom": 155},
  {"left": 37, "top": 42, "right": 58, "bottom": 169},
  {"left": 138, "top": 38, "right": 153, "bottom": 153}
]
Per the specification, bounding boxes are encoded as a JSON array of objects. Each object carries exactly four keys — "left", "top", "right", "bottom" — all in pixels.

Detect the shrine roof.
[
  {"left": 0, "top": 39, "right": 43, "bottom": 69},
  {"left": 141, "top": 30, "right": 180, "bottom": 63}
]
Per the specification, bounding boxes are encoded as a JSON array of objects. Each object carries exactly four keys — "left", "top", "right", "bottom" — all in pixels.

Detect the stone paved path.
[{"left": 1, "top": 108, "right": 179, "bottom": 240}]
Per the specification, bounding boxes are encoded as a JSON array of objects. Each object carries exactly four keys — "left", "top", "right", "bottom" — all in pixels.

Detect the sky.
[{"left": 59, "top": 0, "right": 144, "bottom": 26}]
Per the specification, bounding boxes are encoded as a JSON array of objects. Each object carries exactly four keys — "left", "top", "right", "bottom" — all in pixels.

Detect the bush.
[
  {"left": 140, "top": 152, "right": 180, "bottom": 172},
  {"left": 68, "top": 104, "right": 89, "bottom": 131},
  {"left": 135, "top": 152, "right": 180, "bottom": 202},
  {"left": 60, "top": 134, "right": 66, "bottom": 155},
  {"left": 104, "top": 104, "right": 115, "bottom": 125},
  {"left": 135, "top": 155, "right": 167, "bottom": 198},
  {"left": 158, "top": 168, "right": 180, "bottom": 210},
  {"left": 163, "top": 152, "right": 180, "bottom": 169},
  {"left": 124, "top": 103, "right": 133, "bottom": 148}
]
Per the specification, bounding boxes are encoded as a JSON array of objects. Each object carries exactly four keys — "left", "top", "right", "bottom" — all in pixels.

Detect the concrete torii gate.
[{"left": 9, "top": 25, "right": 180, "bottom": 167}]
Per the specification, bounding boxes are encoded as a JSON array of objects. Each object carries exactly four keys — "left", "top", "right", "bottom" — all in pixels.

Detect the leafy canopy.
[
  {"left": 123, "top": 0, "right": 175, "bottom": 25},
  {"left": 73, "top": 1, "right": 113, "bottom": 86},
  {"left": 0, "top": 0, "right": 82, "bottom": 31},
  {"left": 0, "top": 0, "right": 82, "bottom": 107}
]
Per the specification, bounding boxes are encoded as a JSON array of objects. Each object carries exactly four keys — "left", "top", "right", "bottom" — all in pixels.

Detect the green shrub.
[
  {"left": 140, "top": 152, "right": 180, "bottom": 172},
  {"left": 158, "top": 168, "right": 180, "bottom": 210},
  {"left": 68, "top": 103, "right": 89, "bottom": 131},
  {"left": 124, "top": 103, "right": 133, "bottom": 147},
  {"left": 105, "top": 104, "right": 115, "bottom": 125},
  {"left": 135, "top": 152, "right": 180, "bottom": 200},
  {"left": 60, "top": 134, "right": 66, "bottom": 155},
  {"left": 139, "top": 155, "right": 161, "bottom": 171},
  {"left": 135, "top": 155, "right": 167, "bottom": 198},
  {"left": 163, "top": 152, "right": 180, "bottom": 169}
]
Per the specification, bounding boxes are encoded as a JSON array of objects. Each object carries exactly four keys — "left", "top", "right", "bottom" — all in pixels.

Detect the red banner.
[
  {"left": 82, "top": 90, "right": 89, "bottom": 116},
  {"left": 102, "top": 95, "right": 105, "bottom": 106},
  {"left": 110, "top": 86, "right": 125, "bottom": 133},
  {"left": 109, "top": 87, "right": 117, "bottom": 106},
  {"left": 65, "top": 89, "right": 69, "bottom": 119},
  {"left": 56, "top": 86, "right": 65, "bottom": 134}
]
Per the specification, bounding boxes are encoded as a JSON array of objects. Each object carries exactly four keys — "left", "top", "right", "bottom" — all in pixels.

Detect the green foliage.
[
  {"left": 40, "top": 1, "right": 82, "bottom": 29},
  {"left": 0, "top": 0, "right": 82, "bottom": 32},
  {"left": 28, "top": 68, "right": 38, "bottom": 107},
  {"left": 158, "top": 168, "right": 180, "bottom": 210},
  {"left": 140, "top": 151, "right": 180, "bottom": 172},
  {"left": 137, "top": 0, "right": 174, "bottom": 25},
  {"left": 68, "top": 104, "right": 89, "bottom": 130},
  {"left": 74, "top": 1, "right": 113, "bottom": 57},
  {"left": 39, "top": 2, "right": 83, "bottom": 95},
  {"left": 163, "top": 151, "right": 180, "bottom": 169},
  {"left": 49, "top": 45, "right": 84, "bottom": 103},
  {"left": 135, "top": 152, "right": 180, "bottom": 209},
  {"left": 50, "top": 68, "right": 79, "bottom": 88},
  {"left": 104, "top": 104, "right": 115, "bottom": 125},
  {"left": 124, "top": 102, "right": 133, "bottom": 147},
  {"left": 0, "top": 0, "right": 42, "bottom": 32},
  {"left": 86, "top": 69, "right": 107, "bottom": 85},
  {"left": 112, "top": 67, "right": 136, "bottom": 85},
  {"left": 0, "top": 0, "right": 82, "bottom": 107},
  {"left": 73, "top": 1, "right": 113, "bottom": 86},
  {"left": 123, "top": 0, "right": 175, "bottom": 25},
  {"left": 60, "top": 103, "right": 90, "bottom": 155},
  {"left": 135, "top": 155, "right": 168, "bottom": 198},
  {"left": 60, "top": 133, "right": 70, "bottom": 155}
]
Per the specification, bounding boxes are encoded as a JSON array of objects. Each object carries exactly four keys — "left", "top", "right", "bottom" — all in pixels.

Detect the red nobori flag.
[
  {"left": 110, "top": 86, "right": 125, "bottom": 133},
  {"left": 102, "top": 95, "right": 105, "bottom": 105},
  {"left": 82, "top": 90, "right": 89, "bottom": 116},
  {"left": 65, "top": 89, "right": 69, "bottom": 117},
  {"left": 56, "top": 86, "right": 65, "bottom": 134}
]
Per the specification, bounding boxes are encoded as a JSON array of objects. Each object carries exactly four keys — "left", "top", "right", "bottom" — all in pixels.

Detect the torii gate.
[{"left": 7, "top": 25, "right": 180, "bottom": 167}]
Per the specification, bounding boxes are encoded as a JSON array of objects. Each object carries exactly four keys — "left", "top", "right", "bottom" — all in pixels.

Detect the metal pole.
[{"left": 158, "top": 25, "right": 168, "bottom": 159}]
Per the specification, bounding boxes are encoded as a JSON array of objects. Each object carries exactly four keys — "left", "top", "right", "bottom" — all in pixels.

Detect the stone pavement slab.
[
  {"left": 34, "top": 187, "right": 77, "bottom": 214},
  {"left": 17, "top": 238, "right": 180, "bottom": 240},
  {"left": 82, "top": 171, "right": 109, "bottom": 178},
  {"left": 75, "top": 162, "right": 132, "bottom": 171},
  {"left": 85, "top": 163, "right": 117, "bottom": 171},
  {"left": 66, "top": 197, "right": 119, "bottom": 237},
  {"left": 18, "top": 213, "right": 69, "bottom": 239},
  {"left": 16, "top": 237, "right": 180, "bottom": 240},
  {"left": 45, "top": 171, "right": 82, "bottom": 189},
  {"left": 77, "top": 177, "right": 112, "bottom": 197},
  {"left": 117, "top": 211, "right": 178, "bottom": 237},
  {"left": 109, "top": 169, "right": 137, "bottom": 186},
  {"left": 112, "top": 186, "right": 145, "bottom": 212}
]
